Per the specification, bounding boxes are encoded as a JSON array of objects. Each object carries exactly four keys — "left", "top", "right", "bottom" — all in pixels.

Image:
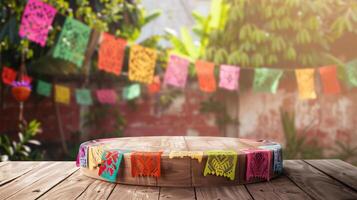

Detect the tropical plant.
[
  {"left": 332, "top": 140, "right": 357, "bottom": 166},
  {"left": 0, "top": 120, "right": 42, "bottom": 161}
]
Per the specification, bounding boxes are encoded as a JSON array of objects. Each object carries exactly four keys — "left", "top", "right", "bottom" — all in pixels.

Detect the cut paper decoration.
[
  {"left": 96, "top": 89, "right": 117, "bottom": 104},
  {"left": 253, "top": 68, "right": 283, "bottom": 93},
  {"left": 75, "top": 89, "right": 93, "bottom": 106},
  {"left": 19, "top": 0, "right": 57, "bottom": 46},
  {"left": 98, "top": 150, "right": 123, "bottom": 182},
  {"left": 36, "top": 80, "right": 52, "bottom": 97},
  {"left": 346, "top": 60, "right": 357, "bottom": 87},
  {"left": 169, "top": 151, "right": 203, "bottom": 163},
  {"left": 148, "top": 76, "right": 161, "bottom": 94},
  {"left": 2, "top": 67, "right": 17, "bottom": 85},
  {"left": 295, "top": 69, "right": 317, "bottom": 99},
  {"left": 195, "top": 60, "right": 217, "bottom": 92},
  {"left": 53, "top": 18, "right": 90, "bottom": 67},
  {"left": 55, "top": 85, "right": 70, "bottom": 104},
  {"left": 76, "top": 144, "right": 88, "bottom": 168},
  {"left": 128, "top": 45, "right": 157, "bottom": 84},
  {"left": 131, "top": 152, "right": 162, "bottom": 177},
  {"left": 164, "top": 55, "right": 190, "bottom": 88},
  {"left": 88, "top": 145, "right": 104, "bottom": 170},
  {"left": 123, "top": 84, "right": 141, "bottom": 100},
  {"left": 219, "top": 65, "right": 240, "bottom": 91},
  {"left": 319, "top": 66, "right": 341, "bottom": 95},
  {"left": 244, "top": 149, "right": 272, "bottom": 181},
  {"left": 98, "top": 33, "right": 127, "bottom": 75},
  {"left": 258, "top": 144, "right": 283, "bottom": 174},
  {"left": 203, "top": 150, "right": 238, "bottom": 181}
]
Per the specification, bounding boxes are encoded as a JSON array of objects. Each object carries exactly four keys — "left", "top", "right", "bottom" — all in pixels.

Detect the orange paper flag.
[
  {"left": 319, "top": 65, "right": 341, "bottom": 95},
  {"left": 195, "top": 60, "right": 216, "bottom": 92},
  {"left": 295, "top": 69, "right": 317, "bottom": 100}
]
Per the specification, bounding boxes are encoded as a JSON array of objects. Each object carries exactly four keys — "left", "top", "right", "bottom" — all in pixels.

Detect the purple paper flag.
[
  {"left": 164, "top": 55, "right": 189, "bottom": 88},
  {"left": 19, "top": 0, "right": 57, "bottom": 46},
  {"left": 219, "top": 65, "right": 240, "bottom": 91},
  {"left": 96, "top": 89, "right": 117, "bottom": 104}
]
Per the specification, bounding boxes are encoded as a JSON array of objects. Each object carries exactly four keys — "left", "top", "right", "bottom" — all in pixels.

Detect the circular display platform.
[{"left": 79, "top": 136, "right": 283, "bottom": 187}]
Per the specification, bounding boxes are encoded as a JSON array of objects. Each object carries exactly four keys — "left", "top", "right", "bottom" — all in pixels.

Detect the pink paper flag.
[
  {"left": 96, "top": 89, "right": 117, "bottom": 104},
  {"left": 244, "top": 149, "right": 272, "bottom": 181},
  {"left": 19, "top": 0, "right": 57, "bottom": 46},
  {"left": 164, "top": 55, "right": 189, "bottom": 88},
  {"left": 219, "top": 65, "right": 240, "bottom": 91}
]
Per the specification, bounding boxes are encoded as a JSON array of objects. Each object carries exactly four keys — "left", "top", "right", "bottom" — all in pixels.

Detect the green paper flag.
[
  {"left": 53, "top": 18, "right": 90, "bottom": 67},
  {"left": 75, "top": 89, "right": 93, "bottom": 106},
  {"left": 346, "top": 60, "right": 357, "bottom": 88},
  {"left": 36, "top": 80, "right": 52, "bottom": 97},
  {"left": 253, "top": 68, "right": 283, "bottom": 93},
  {"left": 123, "top": 84, "right": 141, "bottom": 100}
]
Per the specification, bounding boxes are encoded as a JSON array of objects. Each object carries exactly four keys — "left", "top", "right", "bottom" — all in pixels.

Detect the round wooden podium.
[{"left": 79, "top": 136, "right": 282, "bottom": 187}]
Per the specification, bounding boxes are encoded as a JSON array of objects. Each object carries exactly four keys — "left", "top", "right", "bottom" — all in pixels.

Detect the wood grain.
[
  {"left": 6, "top": 162, "right": 77, "bottom": 200},
  {"left": 0, "top": 161, "right": 40, "bottom": 186},
  {"left": 196, "top": 185, "right": 253, "bottom": 200},
  {"left": 159, "top": 187, "right": 195, "bottom": 200},
  {"left": 38, "top": 170, "right": 95, "bottom": 200},
  {"left": 284, "top": 160, "right": 357, "bottom": 200},
  {"left": 245, "top": 176, "right": 312, "bottom": 200},
  {"left": 305, "top": 159, "right": 357, "bottom": 191},
  {"left": 76, "top": 179, "right": 116, "bottom": 200},
  {"left": 108, "top": 185, "right": 159, "bottom": 200}
]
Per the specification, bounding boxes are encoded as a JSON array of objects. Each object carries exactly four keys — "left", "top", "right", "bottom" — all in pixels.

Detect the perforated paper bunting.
[
  {"left": 76, "top": 144, "right": 88, "bottom": 168},
  {"left": 2, "top": 67, "right": 17, "bottom": 85},
  {"left": 164, "top": 55, "right": 189, "bottom": 88},
  {"left": 244, "top": 149, "right": 272, "bottom": 181},
  {"left": 123, "top": 84, "right": 141, "bottom": 100},
  {"left": 88, "top": 145, "right": 104, "bottom": 170},
  {"left": 128, "top": 45, "right": 157, "bottom": 84},
  {"left": 195, "top": 60, "right": 216, "bottom": 92},
  {"left": 19, "top": 0, "right": 57, "bottom": 46},
  {"left": 36, "top": 80, "right": 52, "bottom": 97},
  {"left": 55, "top": 85, "right": 70, "bottom": 104},
  {"left": 53, "top": 18, "right": 90, "bottom": 67},
  {"left": 75, "top": 89, "right": 93, "bottom": 106},
  {"left": 169, "top": 151, "right": 203, "bottom": 163},
  {"left": 253, "top": 68, "right": 283, "bottom": 93},
  {"left": 319, "top": 66, "right": 341, "bottom": 95},
  {"left": 98, "top": 150, "right": 123, "bottom": 182},
  {"left": 219, "top": 65, "right": 240, "bottom": 91},
  {"left": 131, "top": 152, "right": 162, "bottom": 178},
  {"left": 147, "top": 76, "right": 161, "bottom": 94},
  {"left": 203, "top": 150, "right": 237, "bottom": 181},
  {"left": 98, "top": 33, "right": 127, "bottom": 76},
  {"left": 259, "top": 144, "right": 283, "bottom": 174},
  {"left": 295, "top": 69, "right": 317, "bottom": 100},
  {"left": 96, "top": 89, "right": 117, "bottom": 105}
]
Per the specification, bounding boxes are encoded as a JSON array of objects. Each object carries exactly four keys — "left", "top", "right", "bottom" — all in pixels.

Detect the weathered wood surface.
[{"left": 0, "top": 159, "right": 356, "bottom": 200}]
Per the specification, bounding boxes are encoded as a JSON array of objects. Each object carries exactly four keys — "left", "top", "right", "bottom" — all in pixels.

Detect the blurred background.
[{"left": 0, "top": 0, "right": 356, "bottom": 165}]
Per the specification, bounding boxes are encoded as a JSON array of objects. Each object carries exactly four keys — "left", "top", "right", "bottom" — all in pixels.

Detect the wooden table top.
[{"left": 0, "top": 160, "right": 357, "bottom": 200}]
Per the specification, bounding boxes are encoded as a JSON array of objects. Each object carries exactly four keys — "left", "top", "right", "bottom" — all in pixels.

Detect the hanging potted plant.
[{"left": 11, "top": 80, "right": 32, "bottom": 102}]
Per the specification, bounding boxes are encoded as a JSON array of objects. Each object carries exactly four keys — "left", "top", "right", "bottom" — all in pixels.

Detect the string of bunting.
[{"left": 2, "top": 0, "right": 357, "bottom": 106}]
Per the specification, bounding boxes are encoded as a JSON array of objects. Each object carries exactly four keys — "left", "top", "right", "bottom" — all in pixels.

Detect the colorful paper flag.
[
  {"left": 253, "top": 68, "right": 283, "bottom": 93},
  {"left": 19, "top": 0, "right": 57, "bottom": 46},
  {"left": 36, "top": 80, "right": 52, "bottom": 97},
  {"left": 131, "top": 152, "right": 162, "bottom": 178},
  {"left": 55, "top": 84, "right": 71, "bottom": 104},
  {"left": 203, "top": 150, "right": 238, "bottom": 180},
  {"left": 195, "top": 60, "right": 216, "bottom": 92},
  {"left": 75, "top": 89, "right": 93, "bottom": 106},
  {"left": 96, "top": 89, "right": 117, "bottom": 104},
  {"left": 319, "top": 65, "right": 341, "bottom": 95},
  {"left": 346, "top": 60, "right": 357, "bottom": 87},
  {"left": 53, "top": 18, "right": 90, "bottom": 67},
  {"left": 164, "top": 55, "right": 189, "bottom": 88},
  {"left": 295, "top": 68, "right": 317, "bottom": 100},
  {"left": 219, "top": 65, "right": 240, "bottom": 91},
  {"left": 147, "top": 76, "right": 161, "bottom": 94},
  {"left": 2, "top": 67, "right": 17, "bottom": 85},
  {"left": 128, "top": 45, "right": 157, "bottom": 84},
  {"left": 98, "top": 33, "right": 127, "bottom": 76},
  {"left": 123, "top": 84, "right": 141, "bottom": 100},
  {"left": 244, "top": 149, "right": 272, "bottom": 181},
  {"left": 98, "top": 150, "right": 124, "bottom": 182}
]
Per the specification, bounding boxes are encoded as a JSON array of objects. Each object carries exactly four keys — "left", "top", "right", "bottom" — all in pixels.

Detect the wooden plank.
[
  {"left": 76, "top": 179, "right": 116, "bottom": 200},
  {"left": 0, "top": 161, "right": 40, "bottom": 186},
  {"left": 38, "top": 170, "right": 95, "bottom": 200},
  {"left": 0, "top": 161, "right": 8, "bottom": 167},
  {"left": 159, "top": 187, "right": 195, "bottom": 200},
  {"left": 245, "top": 176, "right": 312, "bottom": 200},
  {"left": 196, "top": 185, "right": 253, "bottom": 200},
  {"left": 284, "top": 160, "right": 357, "bottom": 200},
  {"left": 108, "top": 184, "right": 159, "bottom": 200},
  {"left": 305, "top": 159, "right": 357, "bottom": 191},
  {"left": 6, "top": 162, "right": 78, "bottom": 200}
]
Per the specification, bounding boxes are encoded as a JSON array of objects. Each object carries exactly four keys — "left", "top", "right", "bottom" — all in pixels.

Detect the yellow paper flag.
[
  {"left": 55, "top": 85, "right": 71, "bottom": 104},
  {"left": 129, "top": 45, "right": 157, "bottom": 84},
  {"left": 295, "top": 69, "right": 317, "bottom": 100}
]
